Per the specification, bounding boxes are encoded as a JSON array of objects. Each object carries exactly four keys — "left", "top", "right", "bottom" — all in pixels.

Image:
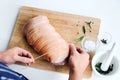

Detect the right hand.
[{"left": 69, "top": 44, "right": 89, "bottom": 74}]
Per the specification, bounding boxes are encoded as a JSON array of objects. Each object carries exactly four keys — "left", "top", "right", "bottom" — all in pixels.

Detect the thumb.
[
  {"left": 14, "top": 55, "right": 33, "bottom": 64},
  {"left": 69, "top": 44, "right": 77, "bottom": 55}
]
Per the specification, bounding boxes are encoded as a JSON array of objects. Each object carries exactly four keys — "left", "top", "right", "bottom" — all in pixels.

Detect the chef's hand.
[
  {"left": 68, "top": 44, "right": 89, "bottom": 80},
  {"left": 0, "top": 47, "right": 34, "bottom": 65}
]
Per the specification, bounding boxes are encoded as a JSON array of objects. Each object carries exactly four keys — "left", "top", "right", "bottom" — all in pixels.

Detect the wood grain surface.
[{"left": 8, "top": 6, "right": 101, "bottom": 78}]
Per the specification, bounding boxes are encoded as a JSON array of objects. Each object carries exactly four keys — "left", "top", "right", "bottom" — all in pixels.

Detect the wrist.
[
  {"left": 0, "top": 51, "right": 6, "bottom": 63},
  {"left": 0, "top": 52, "right": 3, "bottom": 61},
  {"left": 70, "top": 68, "right": 83, "bottom": 76},
  {"left": 70, "top": 66, "right": 84, "bottom": 74},
  {"left": 69, "top": 69, "right": 83, "bottom": 80}
]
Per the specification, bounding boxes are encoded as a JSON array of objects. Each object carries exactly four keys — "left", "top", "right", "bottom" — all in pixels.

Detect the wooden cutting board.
[{"left": 8, "top": 6, "right": 101, "bottom": 78}]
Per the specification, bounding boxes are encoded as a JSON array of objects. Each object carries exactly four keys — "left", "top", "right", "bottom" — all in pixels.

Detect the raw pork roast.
[{"left": 23, "top": 15, "right": 69, "bottom": 65}]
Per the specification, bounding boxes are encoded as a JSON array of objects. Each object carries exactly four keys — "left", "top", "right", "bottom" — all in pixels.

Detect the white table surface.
[{"left": 0, "top": 0, "right": 120, "bottom": 80}]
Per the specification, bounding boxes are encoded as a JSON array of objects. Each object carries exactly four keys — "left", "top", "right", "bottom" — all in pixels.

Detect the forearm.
[
  {"left": 69, "top": 70, "right": 83, "bottom": 80},
  {"left": 0, "top": 51, "right": 3, "bottom": 61}
]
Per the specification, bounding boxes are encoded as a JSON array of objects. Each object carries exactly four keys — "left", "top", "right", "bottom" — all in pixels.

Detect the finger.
[
  {"left": 21, "top": 53, "right": 35, "bottom": 63},
  {"left": 23, "top": 52, "right": 34, "bottom": 60},
  {"left": 79, "top": 47, "right": 87, "bottom": 54},
  {"left": 18, "top": 48, "right": 35, "bottom": 62},
  {"left": 76, "top": 47, "right": 86, "bottom": 53},
  {"left": 24, "top": 53, "right": 35, "bottom": 63},
  {"left": 15, "top": 55, "right": 34, "bottom": 64},
  {"left": 69, "top": 43, "right": 77, "bottom": 55},
  {"left": 76, "top": 46, "right": 82, "bottom": 53},
  {"left": 20, "top": 49, "right": 32, "bottom": 57}
]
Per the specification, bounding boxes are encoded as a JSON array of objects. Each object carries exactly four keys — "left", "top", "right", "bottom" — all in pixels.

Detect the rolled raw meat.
[{"left": 23, "top": 15, "right": 69, "bottom": 65}]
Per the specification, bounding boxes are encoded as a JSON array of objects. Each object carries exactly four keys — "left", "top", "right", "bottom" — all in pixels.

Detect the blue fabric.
[{"left": 0, "top": 61, "right": 28, "bottom": 80}]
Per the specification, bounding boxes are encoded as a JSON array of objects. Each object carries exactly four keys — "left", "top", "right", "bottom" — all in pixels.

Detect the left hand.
[{"left": 0, "top": 47, "right": 34, "bottom": 65}]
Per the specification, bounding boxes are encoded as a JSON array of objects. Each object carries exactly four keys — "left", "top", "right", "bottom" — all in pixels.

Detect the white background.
[{"left": 0, "top": 0, "right": 120, "bottom": 80}]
